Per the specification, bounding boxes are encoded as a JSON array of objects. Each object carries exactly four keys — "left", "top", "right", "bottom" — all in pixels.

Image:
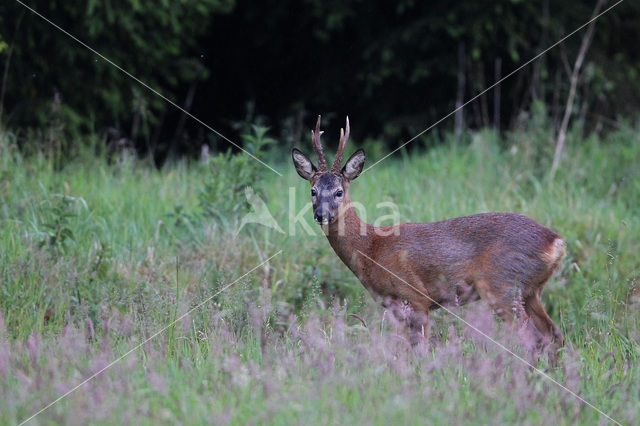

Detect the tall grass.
[{"left": 0, "top": 122, "right": 638, "bottom": 424}]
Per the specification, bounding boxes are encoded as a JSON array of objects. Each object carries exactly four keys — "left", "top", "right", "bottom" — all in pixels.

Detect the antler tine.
[
  {"left": 331, "top": 116, "right": 350, "bottom": 172},
  {"left": 311, "top": 115, "right": 327, "bottom": 171}
]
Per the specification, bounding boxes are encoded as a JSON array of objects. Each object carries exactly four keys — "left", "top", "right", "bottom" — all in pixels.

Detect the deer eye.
[
  {"left": 311, "top": 188, "right": 317, "bottom": 196},
  {"left": 335, "top": 190, "right": 343, "bottom": 197}
]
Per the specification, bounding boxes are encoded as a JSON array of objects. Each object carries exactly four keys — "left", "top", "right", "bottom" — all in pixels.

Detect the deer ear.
[
  {"left": 292, "top": 148, "right": 317, "bottom": 180},
  {"left": 342, "top": 149, "right": 365, "bottom": 181}
]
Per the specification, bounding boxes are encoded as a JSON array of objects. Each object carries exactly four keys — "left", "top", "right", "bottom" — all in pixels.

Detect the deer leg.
[
  {"left": 474, "top": 279, "right": 523, "bottom": 323},
  {"left": 407, "top": 309, "right": 430, "bottom": 347},
  {"left": 383, "top": 298, "right": 429, "bottom": 347},
  {"left": 475, "top": 279, "right": 547, "bottom": 354},
  {"left": 524, "top": 292, "right": 563, "bottom": 347}
]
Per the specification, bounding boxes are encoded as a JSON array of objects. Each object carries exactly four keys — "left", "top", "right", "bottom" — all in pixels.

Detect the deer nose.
[{"left": 314, "top": 211, "right": 333, "bottom": 224}]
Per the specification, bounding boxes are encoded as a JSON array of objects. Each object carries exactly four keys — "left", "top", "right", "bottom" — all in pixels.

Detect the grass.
[{"left": 0, "top": 121, "right": 639, "bottom": 425}]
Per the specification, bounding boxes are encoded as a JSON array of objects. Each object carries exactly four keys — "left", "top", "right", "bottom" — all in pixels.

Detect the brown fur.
[
  {"left": 293, "top": 117, "right": 565, "bottom": 351},
  {"left": 325, "top": 198, "right": 565, "bottom": 349}
]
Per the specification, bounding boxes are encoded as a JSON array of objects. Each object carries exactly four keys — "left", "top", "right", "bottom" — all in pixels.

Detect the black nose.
[{"left": 314, "top": 212, "right": 333, "bottom": 223}]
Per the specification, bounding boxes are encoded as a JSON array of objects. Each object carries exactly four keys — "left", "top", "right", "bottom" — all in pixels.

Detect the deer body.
[{"left": 293, "top": 116, "right": 564, "bottom": 348}]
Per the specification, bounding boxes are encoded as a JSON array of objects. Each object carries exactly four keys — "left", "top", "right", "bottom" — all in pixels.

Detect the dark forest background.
[{"left": 0, "top": 0, "right": 638, "bottom": 163}]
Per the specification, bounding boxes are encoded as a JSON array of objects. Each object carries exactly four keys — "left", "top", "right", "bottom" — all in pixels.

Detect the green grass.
[{"left": 0, "top": 123, "right": 639, "bottom": 425}]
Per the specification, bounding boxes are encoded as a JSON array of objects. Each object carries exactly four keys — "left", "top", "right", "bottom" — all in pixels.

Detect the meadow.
[{"left": 0, "top": 120, "right": 638, "bottom": 425}]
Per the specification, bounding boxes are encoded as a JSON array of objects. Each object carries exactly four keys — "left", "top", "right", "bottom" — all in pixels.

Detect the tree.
[{"left": 0, "top": 0, "right": 234, "bottom": 145}]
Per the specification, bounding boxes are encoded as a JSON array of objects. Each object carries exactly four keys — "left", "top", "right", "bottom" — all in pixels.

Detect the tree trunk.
[
  {"left": 171, "top": 81, "right": 198, "bottom": 151},
  {"left": 479, "top": 66, "right": 490, "bottom": 128},
  {"left": 454, "top": 41, "right": 466, "bottom": 140},
  {"left": 549, "top": 0, "right": 605, "bottom": 182},
  {"left": 493, "top": 57, "right": 502, "bottom": 130},
  {"left": 0, "top": 9, "right": 26, "bottom": 127}
]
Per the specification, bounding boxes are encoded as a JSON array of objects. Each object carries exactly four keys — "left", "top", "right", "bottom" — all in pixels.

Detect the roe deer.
[{"left": 292, "top": 115, "right": 565, "bottom": 350}]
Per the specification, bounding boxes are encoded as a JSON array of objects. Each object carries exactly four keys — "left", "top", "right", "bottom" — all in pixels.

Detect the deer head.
[{"left": 292, "top": 115, "right": 365, "bottom": 225}]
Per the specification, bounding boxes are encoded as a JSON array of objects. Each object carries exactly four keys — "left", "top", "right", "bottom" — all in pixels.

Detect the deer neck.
[{"left": 323, "top": 196, "right": 374, "bottom": 273}]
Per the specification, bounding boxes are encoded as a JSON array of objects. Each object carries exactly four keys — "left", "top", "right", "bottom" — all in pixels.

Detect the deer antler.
[
  {"left": 311, "top": 115, "right": 327, "bottom": 171},
  {"left": 331, "top": 116, "right": 350, "bottom": 172}
]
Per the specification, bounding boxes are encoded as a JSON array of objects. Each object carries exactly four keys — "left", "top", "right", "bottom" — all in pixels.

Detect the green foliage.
[
  {"left": 3, "top": 0, "right": 640, "bottom": 155},
  {"left": 240, "top": 124, "right": 277, "bottom": 155},
  {"left": 198, "top": 125, "right": 275, "bottom": 220},
  {"left": 211, "top": 0, "right": 639, "bottom": 144},
  {"left": 0, "top": 0, "right": 234, "bottom": 136},
  {"left": 0, "top": 120, "right": 640, "bottom": 423},
  {"left": 38, "top": 194, "right": 81, "bottom": 251}
]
